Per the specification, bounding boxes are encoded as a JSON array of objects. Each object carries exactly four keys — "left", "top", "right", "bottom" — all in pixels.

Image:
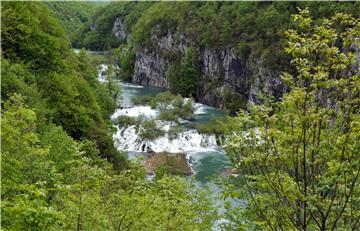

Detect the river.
[
  {"left": 97, "top": 63, "right": 240, "bottom": 228},
  {"left": 97, "top": 64, "right": 231, "bottom": 183}
]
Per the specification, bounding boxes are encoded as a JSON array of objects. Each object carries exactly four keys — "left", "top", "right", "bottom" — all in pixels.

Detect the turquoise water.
[
  {"left": 190, "top": 151, "right": 231, "bottom": 183},
  {"left": 117, "top": 81, "right": 240, "bottom": 226},
  {"left": 120, "top": 82, "right": 226, "bottom": 123},
  {"left": 120, "top": 83, "right": 164, "bottom": 107},
  {"left": 119, "top": 81, "right": 231, "bottom": 183},
  {"left": 192, "top": 105, "right": 225, "bottom": 124}
]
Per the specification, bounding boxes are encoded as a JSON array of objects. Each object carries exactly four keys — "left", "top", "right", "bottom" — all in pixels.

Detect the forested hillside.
[
  {"left": 1, "top": 2, "right": 359, "bottom": 231},
  {"left": 1, "top": 2, "right": 216, "bottom": 230},
  {"left": 75, "top": 1, "right": 360, "bottom": 112},
  {"left": 45, "top": 1, "right": 102, "bottom": 39}
]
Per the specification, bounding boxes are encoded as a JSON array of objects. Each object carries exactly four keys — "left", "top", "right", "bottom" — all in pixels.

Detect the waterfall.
[
  {"left": 111, "top": 106, "right": 158, "bottom": 119},
  {"left": 113, "top": 125, "right": 218, "bottom": 153},
  {"left": 110, "top": 97, "right": 222, "bottom": 154},
  {"left": 97, "top": 64, "right": 119, "bottom": 83},
  {"left": 97, "top": 64, "right": 219, "bottom": 154},
  {"left": 97, "top": 64, "right": 108, "bottom": 82}
]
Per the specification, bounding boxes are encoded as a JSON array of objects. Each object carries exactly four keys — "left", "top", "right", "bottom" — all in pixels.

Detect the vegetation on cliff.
[
  {"left": 1, "top": 2, "right": 359, "bottom": 230},
  {"left": 75, "top": 1, "right": 359, "bottom": 113},
  {"left": 45, "top": 1, "right": 102, "bottom": 39},
  {"left": 73, "top": 2, "right": 153, "bottom": 50},
  {"left": 1, "top": 2, "right": 217, "bottom": 230}
]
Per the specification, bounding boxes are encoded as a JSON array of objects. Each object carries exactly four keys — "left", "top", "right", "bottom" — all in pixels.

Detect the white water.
[
  {"left": 97, "top": 64, "right": 227, "bottom": 171},
  {"left": 113, "top": 125, "right": 218, "bottom": 153},
  {"left": 112, "top": 106, "right": 158, "bottom": 119},
  {"left": 111, "top": 99, "right": 221, "bottom": 154},
  {"left": 111, "top": 103, "right": 211, "bottom": 121},
  {"left": 96, "top": 64, "right": 238, "bottom": 227},
  {"left": 97, "top": 64, "right": 119, "bottom": 83}
]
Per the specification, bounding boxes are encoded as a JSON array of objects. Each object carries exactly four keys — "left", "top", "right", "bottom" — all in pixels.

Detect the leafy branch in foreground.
[{"left": 223, "top": 9, "right": 360, "bottom": 231}]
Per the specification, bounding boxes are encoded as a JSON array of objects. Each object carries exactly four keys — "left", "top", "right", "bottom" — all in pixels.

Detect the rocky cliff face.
[
  {"left": 112, "top": 18, "right": 127, "bottom": 41},
  {"left": 113, "top": 19, "right": 285, "bottom": 110}
]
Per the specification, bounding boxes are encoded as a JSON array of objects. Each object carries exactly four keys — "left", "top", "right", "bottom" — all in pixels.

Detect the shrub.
[
  {"left": 158, "top": 110, "right": 179, "bottom": 124},
  {"left": 149, "top": 91, "right": 176, "bottom": 109},
  {"left": 139, "top": 119, "right": 164, "bottom": 140},
  {"left": 194, "top": 117, "right": 227, "bottom": 136},
  {"left": 132, "top": 95, "right": 153, "bottom": 105},
  {"left": 115, "top": 115, "right": 137, "bottom": 127}
]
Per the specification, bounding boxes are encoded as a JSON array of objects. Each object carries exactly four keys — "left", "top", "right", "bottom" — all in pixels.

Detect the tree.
[
  {"left": 105, "top": 64, "right": 122, "bottom": 106},
  {"left": 223, "top": 9, "right": 360, "bottom": 230},
  {"left": 179, "top": 47, "right": 200, "bottom": 98},
  {"left": 115, "top": 45, "right": 136, "bottom": 82},
  {"left": 1, "top": 95, "right": 62, "bottom": 230},
  {"left": 99, "top": 164, "right": 217, "bottom": 231},
  {"left": 168, "top": 48, "right": 200, "bottom": 98}
]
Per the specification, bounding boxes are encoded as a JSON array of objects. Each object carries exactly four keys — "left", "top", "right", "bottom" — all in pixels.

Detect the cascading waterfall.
[
  {"left": 97, "top": 64, "right": 108, "bottom": 82},
  {"left": 97, "top": 64, "right": 119, "bottom": 83},
  {"left": 113, "top": 124, "right": 218, "bottom": 153},
  {"left": 98, "top": 64, "right": 229, "bottom": 179}
]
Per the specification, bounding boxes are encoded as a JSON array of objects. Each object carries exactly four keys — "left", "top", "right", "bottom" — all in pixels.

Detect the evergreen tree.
[{"left": 179, "top": 47, "right": 200, "bottom": 98}]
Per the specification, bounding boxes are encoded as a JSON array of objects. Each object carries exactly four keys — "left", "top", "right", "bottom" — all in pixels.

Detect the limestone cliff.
[{"left": 113, "top": 18, "right": 285, "bottom": 110}]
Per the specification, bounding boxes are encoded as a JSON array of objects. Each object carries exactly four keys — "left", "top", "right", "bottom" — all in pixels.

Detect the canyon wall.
[{"left": 115, "top": 19, "right": 285, "bottom": 110}]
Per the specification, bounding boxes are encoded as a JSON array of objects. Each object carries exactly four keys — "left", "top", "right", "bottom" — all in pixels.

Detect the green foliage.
[
  {"left": 167, "top": 47, "right": 200, "bottom": 98},
  {"left": 114, "top": 115, "right": 138, "bottom": 127},
  {"left": 1, "top": 95, "right": 62, "bottom": 230},
  {"left": 77, "top": 50, "right": 116, "bottom": 118},
  {"left": 138, "top": 120, "right": 165, "bottom": 140},
  {"left": 1, "top": 95, "right": 56, "bottom": 198},
  {"left": 40, "top": 124, "right": 78, "bottom": 172},
  {"left": 105, "top": 64, "right": 122, "bottom": 105},
  {"left": 2, "top": 184, "right": 64, "bottom": 231},
  {"left": 221, "top": 88, "right": 248, "bottom": 113},
  {"left": 172, "top": 97, "right": 196, "bottom": 120},
  {"left": 114, "top": 44, "right": 136, "bottom": 81},
  {"left": 1, "top": 2, "right": 68, "bottom": 71},
  {"left": 194, "top": 117, "right": 228, "bottom": 136},
  {"left": 45, "top": 1, "right": 101, "bottom": 40},
  {"left": 1, "top": 95, "right": 216, "bottom": 231},
  {"left": 130, "top": 2, "right": 358, "bottom": 68},
  {"left": 179, "top": 47, "right": 200, "bottom": 97},
  {"left": 149, "top": 91, "right": 177, "bottom": 110},
  {"left": 74, "top": 2, "right": 153, "bottom": 50},
  {"left": 158, "top": 110, "right": 179, "bottom": 124},
  {"left": 132, "top": 95, "right": 153, "bottom": 105},
  {"left": 1, "top": 2, "right": 218, "bottom": 230},
  {"left": 132, "top": 2, "right": 180, "bottom": 48},
  {"left": 1, "top": 1, "right": 126, "bottom": 170},
  {"left": 133, "top": 92, "right": 196, "bottom": 121},
  {"left": 75, "top": 2, "right": 359, "bottom": 115},
  {"left": 224, "top": 10, "right": 360, "bottom": 230}
]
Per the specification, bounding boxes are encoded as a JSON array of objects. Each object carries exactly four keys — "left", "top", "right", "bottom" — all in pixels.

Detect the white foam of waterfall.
[
  {"left": 194, "top": 103, "right": 208, "bottom": 115},
  {"left": 111, "top": 106, "right": 158, "bottom": 120},
  {"left": 120, "top": 82, "right": 144, "bottom": 88},
  {"left": 97, "top": 64, "right": 108, "bottom": 83},
  {"left": 111, "top": 103, "right": 205, "bottom": 121},
  {"left": 113, "top": 125, "right": 218, "bottom": 153},
  {"left": 97, "top": 64, "right": 119, "bottom": 83}
]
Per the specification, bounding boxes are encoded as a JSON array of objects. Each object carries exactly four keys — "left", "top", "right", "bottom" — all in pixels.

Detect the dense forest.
[
  {"left": 1, "top": 2, "right": 216, "bottom": 230},
  {"left": 1, "top": 1, "right": 359, "bottom": 231},
  {"left": 45, "top": 1, "right": 102, "bottom": 39},
  {"left": 74, "top": 1, "right": 360, "bottom": 113}
]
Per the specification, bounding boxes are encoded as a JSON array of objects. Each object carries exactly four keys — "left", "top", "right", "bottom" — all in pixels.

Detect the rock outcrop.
[
  {"left": 112, "top": 17, "right": 127, "bottom": 41},
  {"left": 114, "top": 19, "right": 285, "bottom": 110}
]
